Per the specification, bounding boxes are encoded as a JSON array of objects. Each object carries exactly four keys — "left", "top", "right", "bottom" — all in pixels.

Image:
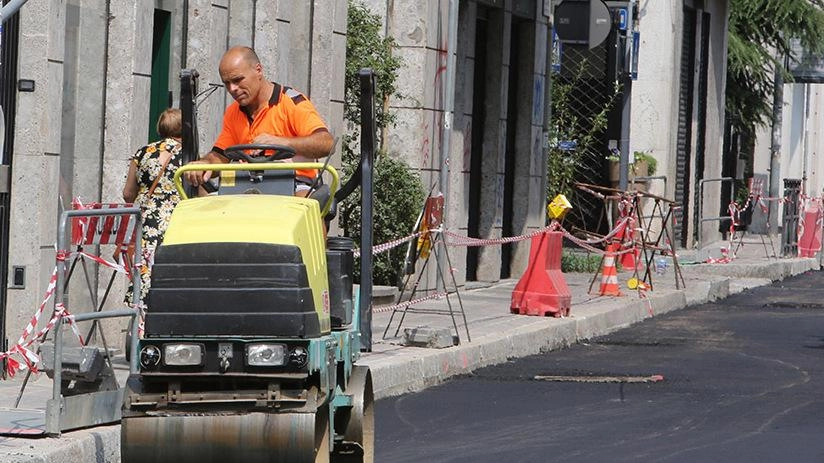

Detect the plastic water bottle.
[{"left": 655, "top": 257, "right": 668, "bottom": 275}]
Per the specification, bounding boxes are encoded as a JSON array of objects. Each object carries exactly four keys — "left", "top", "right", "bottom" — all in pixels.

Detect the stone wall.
[
  {"left": 376, "top": 0, "right": 549, "bottom": 287},
  {"left": 4, "top": 0, "right": 347, "bottom": 346}
]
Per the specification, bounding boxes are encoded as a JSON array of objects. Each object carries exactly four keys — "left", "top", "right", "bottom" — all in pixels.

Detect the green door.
[{"left": 148, "top": 9, "right": 172, "bottom": 142}]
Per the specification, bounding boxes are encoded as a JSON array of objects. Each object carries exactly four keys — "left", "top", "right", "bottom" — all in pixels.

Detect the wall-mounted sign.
[
  {"left": 617, "top": 8, "right": 628, "bottom": 31},
  {"left": 551, "top": 28, "right": 562, "bottom": 73},
  {"left": 554, "top": 0, "right": 612, "bottom": 49},
  {"left": 558, "top": 140, "right": 578, "bottom": 151}
]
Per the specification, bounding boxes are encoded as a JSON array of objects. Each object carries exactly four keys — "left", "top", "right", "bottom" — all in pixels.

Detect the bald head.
[
  {"left": 221, "top": 46, "right": 260, "bottom": 69},
  {"left": 219, "top": 46, "right": 269, "bottom": 109}
]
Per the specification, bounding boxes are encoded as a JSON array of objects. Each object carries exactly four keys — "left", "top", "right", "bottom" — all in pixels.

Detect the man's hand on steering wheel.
[
  {"left": 183, "top": 141, "right": 295, "bottom": 187},
  {"left": 183, "top": 158, "right": 217, "bottom": 187}
]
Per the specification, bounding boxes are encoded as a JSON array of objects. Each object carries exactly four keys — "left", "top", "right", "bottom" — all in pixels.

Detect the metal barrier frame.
[
  {"left": 631, "top": 175, "right": 668, "bottom": 222},
  {"left": 44, "top": 207, "right": 142, "bottom": 435}
]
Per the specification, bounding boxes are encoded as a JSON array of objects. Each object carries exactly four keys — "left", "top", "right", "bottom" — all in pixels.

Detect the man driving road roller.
[{"left": 184, "top": 45, "right": 334, "bottom": 197}]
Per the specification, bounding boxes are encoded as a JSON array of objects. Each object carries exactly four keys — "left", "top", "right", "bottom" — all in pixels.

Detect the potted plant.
[
  {"left": 631, "top": 150, "right": 657, "bottom": 179},
  {"left": 606, "top": 148, "right": 621, "bottom": 185},
  {"left": 605, "top": 150, "right": 657, "bottom": 187}
]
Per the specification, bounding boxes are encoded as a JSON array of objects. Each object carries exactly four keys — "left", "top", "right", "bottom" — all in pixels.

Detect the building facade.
[
  {"left": 629, "top": 0, "right": 730, "bottom": 250},
  {"left": 0, "top": 0, "right": 346, "bottom": 350},
  {"left": 752, "top": 84, "right": 824, "bottom": 222},
  {"left": 0, "top": 0, "right": 735, "bottom": 351},
  {"left": 364, "top": 0, "right": 552, "bottom": 286},
  {"left": 365, "top": 0, "right": 731, "bottom": 289}
]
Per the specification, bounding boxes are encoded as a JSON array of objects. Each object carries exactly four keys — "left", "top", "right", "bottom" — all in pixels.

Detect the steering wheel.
[{"left": 223, "top": 144, "right": 295, "bottom": 163}]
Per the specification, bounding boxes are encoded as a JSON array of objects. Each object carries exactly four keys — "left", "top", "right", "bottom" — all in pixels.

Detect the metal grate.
[
  {"left": 782, "top": 178, "right": 802, "bottom": 256},
  {"left": 675, "top": 8, "right": 696, "bottom": 247},
  {"left": 549, "top": 42, "right": 618, "bottom": 234}
]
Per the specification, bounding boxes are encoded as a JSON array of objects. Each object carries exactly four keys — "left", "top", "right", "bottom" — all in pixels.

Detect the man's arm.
[
  {"left": 183, "top": 150, "right": 227, "bottom": 187},
  {"left": 252, "top": 129, "right": 334, "bottom": 159}
]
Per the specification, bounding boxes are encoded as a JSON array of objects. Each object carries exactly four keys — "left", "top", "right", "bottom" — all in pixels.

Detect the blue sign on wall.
[
  {"left": 551, "top": 28, "right": 562, "bottom": 74},
  {"left": 617, "top": 8, "right": 628, "bottom": 31},
  {"left": 558, "top": 140, "right": 578, "bottom": 152}
]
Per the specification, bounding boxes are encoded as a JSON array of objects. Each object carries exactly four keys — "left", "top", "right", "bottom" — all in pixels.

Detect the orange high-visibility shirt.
[{"left": 212, "top": 83, "right": 329, "bottom": 180}]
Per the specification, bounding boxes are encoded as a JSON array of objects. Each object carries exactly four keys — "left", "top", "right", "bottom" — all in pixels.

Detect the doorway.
[
  {"left": 466, "top": 10, "right": 488, "bottom": 281},
  {"left": 0, "top": 7, "right": 20, "bottom": 370},
  {"left": 149, "top": 8, "right": 173, "bottom": 141}
]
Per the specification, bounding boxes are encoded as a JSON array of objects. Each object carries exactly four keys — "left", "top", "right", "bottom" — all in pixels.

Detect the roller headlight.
[
  {"left": 139, "top": 345, "right": 161, "bottom": 369},
  {"left": 246, "top": 343, "right": 286, "bottom": 366},
  {"left": 163, "top": 343, "right": 204, "bottom": 366},
  {"left": 289, "top": 346, "right": 308, "bottom": 368}
]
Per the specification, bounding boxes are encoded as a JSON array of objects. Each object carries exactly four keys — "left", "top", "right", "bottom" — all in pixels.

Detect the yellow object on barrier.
[
  {"left": 627, "top": 277, "right": 649, "bottom": 291},
  {"left": 547, "top": 194, "right": 572, "bottom": 220}
]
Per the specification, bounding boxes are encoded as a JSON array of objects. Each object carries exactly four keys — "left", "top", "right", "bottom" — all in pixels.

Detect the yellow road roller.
[{"left": 120, "top": 144, "right": 374, "bottom": 462}]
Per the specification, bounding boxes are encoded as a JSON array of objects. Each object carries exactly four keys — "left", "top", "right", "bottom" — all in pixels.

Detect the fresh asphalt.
[{"left": 375, "top": 270, "right": 824, "bottom": 463}]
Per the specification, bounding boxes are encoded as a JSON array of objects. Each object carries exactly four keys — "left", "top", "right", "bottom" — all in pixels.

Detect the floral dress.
[{"left": 124, "top": 138, "right": 184, "bottom": 305}]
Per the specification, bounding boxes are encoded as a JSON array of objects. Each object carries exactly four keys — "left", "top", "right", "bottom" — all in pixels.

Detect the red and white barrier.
[
  {"left": 0, "top": 262, "right": 85, "bottom": 378},
  {"left": 71, "top": 200, "right": 139, "bottom": 247}
]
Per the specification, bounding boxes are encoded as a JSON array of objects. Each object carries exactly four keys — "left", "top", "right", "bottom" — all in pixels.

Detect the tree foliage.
[
  {"left": 343, "top": 0, "right": 403, "bottom": 159},
  {"left": 340, "top": 0, "right": 426, "bottom": 286},
  {"left": 727, "top": 0, "right": 824, "bottom": 132}
]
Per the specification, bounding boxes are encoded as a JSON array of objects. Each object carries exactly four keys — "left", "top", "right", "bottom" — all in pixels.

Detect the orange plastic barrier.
[{"left": 510, "top": 231, "right": 571, "bottom": 317}]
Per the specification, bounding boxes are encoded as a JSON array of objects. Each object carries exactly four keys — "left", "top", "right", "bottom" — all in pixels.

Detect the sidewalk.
[{"left": 0, "top": 238, "right": 818, "bottom": 462}]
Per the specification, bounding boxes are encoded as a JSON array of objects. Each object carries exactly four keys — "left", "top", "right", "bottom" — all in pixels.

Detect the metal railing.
[
  {"left": 43, "top": 206, "right": 142, "bottom": 435},
  {"left": 47, "top": 308, "right": 138, "bottom": 435},
  {"left": 696, "top": 177, "right": 735, "bottom": 252}
]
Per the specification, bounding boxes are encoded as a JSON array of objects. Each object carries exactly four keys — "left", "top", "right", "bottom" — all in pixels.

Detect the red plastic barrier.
[
  {"left": 510, "top": 231, "right": 571, "bottom": 317},
  {"left": 798, "top": 201, "right": 823, "bottom": 258}
]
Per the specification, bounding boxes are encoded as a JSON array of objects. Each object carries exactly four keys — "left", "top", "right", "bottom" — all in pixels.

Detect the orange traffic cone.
[
  {"left": 598, "top": 243, "right": 623, "bottom": 296},
  {"left": 620, "top": 245, "right": 641, "bottom": 271}
]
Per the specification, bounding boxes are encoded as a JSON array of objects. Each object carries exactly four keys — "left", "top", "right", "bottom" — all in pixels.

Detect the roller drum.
[{"left": 122, "top": 412, "right": 322, "bottom": 463}]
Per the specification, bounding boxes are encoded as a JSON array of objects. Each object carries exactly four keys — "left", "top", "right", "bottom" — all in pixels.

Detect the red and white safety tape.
[
  {"left": 0, "top": 257, "right": 90, "bottom": 378},
  {"left": 0, "top": 267, "right": 59, "bottom": 377},
  {"left": 2, "top": 303, "right": 85, "bottom": 378},
  {"left": 444, "top": 226, "right": 556, "bottom": 247},
  {"left": 371, "top": 291, "right": 449, "bottom": 314},
  {"left": 639, "top": 290, "right": 654, "bottom": 317},
  {"left": 353, "top": 231, "right": 424, "bottom": 258},
  {"left": 76, "top": 250, "right": 133, "bottom": 275},
  {"left": 354, "top": 215, "right": 639, "bottom": 261},
  {"left": 705, "top": 247, "right": 733, "bottom": 264},
  {"left": 558, "top": 218, "right": 638, "bottom": 256}
]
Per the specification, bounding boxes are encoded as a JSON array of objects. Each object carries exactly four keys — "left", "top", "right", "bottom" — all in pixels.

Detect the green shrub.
[
  {"left": 632, "top": 150, "right": 657, "bottom": 176},
  {"left": 340, "top": 155, "right": 426, "bottom": 286},
  {"left": 561, "top": 250, "right": 602, "bottom": 273}
]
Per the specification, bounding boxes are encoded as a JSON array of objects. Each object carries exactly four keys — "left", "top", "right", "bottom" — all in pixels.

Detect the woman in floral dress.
[{"left": 122, "top": 108, "right": 184, "bottom": 305}]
